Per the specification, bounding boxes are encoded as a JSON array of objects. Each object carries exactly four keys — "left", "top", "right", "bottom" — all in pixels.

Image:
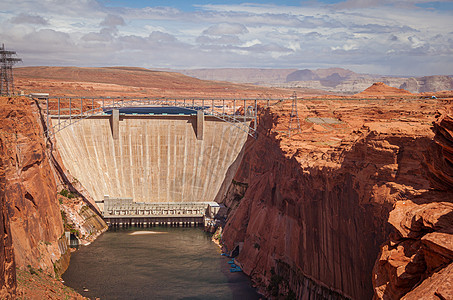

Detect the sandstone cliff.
[
  {"left": 0, "top": 96, "right": 66, "bottom": 277},
  {"left": 0, "top": 96, "right": 107, "bottom": 297},
  {"left": 425, "top": 108, "right": 453, "bottom": 190},
  {"left": 401, "top": 76, "right": 453, "bottom": 94},
  {"left": 218, "top": 98, "right": 449, "bottom": 299},
  {"left": 0, "top": 136, "right": 16, "bottom": 299}
]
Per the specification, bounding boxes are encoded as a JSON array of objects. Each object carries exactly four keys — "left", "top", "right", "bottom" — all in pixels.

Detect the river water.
[{"left": 62, "top": 227, "right": 261, "bottom": 300}]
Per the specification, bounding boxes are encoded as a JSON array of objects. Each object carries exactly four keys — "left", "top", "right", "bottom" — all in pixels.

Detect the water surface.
[{"left": 62, "top": 227, "right": 260, "bottom": 299}]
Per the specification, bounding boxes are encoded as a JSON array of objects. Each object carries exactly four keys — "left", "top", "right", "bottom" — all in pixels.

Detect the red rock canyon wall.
[
  {"left": 0, "top": 96, "right": 66, "bottom": 278},
  {"left": 219, "top": 100, "right": 450, "bottom": 299}
]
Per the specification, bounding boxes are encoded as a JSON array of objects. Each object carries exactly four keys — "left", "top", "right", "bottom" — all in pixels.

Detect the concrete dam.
[{"left": 52, "top": 106, "right": 250, "bottom": 224}]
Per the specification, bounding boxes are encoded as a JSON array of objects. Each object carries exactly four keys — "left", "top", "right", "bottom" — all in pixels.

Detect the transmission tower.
[
  {"left": 0, "top": 44, "right": 22, "bottom": 96},
  {"left": 288, "top": 91, "right": 301, "bottom": 138}
]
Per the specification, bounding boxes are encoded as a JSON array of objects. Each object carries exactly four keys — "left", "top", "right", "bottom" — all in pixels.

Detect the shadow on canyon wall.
[{"left": 219, "top": 106, "right": 444, "bottom": 299}]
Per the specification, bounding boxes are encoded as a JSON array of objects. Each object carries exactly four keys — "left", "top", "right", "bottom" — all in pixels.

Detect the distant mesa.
[
  {"left": 15, "top": 66, "right": 453, "bottom": 97},
  {"left": 285, "top": 67, "right": 354, "bottom": 83},
  {"left": 286, "top": 69, "right": 319, "bottom": 82},
  {"left": 320, "top": 73, "right": 346, "bottom": 88},
  {"left": 176, "top": 67, "right": 453, "bottom": 94},
  {"left": 355, "top": 82, "right": 413, "bottom": 97}
]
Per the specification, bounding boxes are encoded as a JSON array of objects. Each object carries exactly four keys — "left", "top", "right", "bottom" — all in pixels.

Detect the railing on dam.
[{"left": 35, "top": 96, "right": 288, "bottom": 139}]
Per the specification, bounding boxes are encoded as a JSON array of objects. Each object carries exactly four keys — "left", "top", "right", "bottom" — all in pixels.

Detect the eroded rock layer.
[
  {"left": 373, "top": 201, "right": 453, "bottom": 299},
  {"left": 0, "top": 137, "right": 16, "bottom": 300},
  {"left": 218, "top": 99, "right": 450, "bottom": 299}
]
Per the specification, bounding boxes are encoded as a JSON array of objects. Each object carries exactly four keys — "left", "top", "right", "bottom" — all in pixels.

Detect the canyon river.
[{"left": 62, "top": 227, "right": 260, "bottom": 299}]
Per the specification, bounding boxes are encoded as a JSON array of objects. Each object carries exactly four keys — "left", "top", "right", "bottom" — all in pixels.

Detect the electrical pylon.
[{"left": 288, "top": 91, "right": 301, "bottom": 138}]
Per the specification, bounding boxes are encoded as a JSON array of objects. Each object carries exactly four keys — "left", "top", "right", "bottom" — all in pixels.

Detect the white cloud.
[
  {"left": 203, "top": 23, "right": 248, "bottom": 36},
  {"left": 331, "top": 43, "right": 358, "bottom": 51},
  {"left": 0, "top": 0, "right": 451, "bottom": 75},
  {"left": 100, "top": 14, "right": 125, "bottom": 27},
  {"left": 337, "top": 0, "right": 453, "bottom": 9},
  {"left": 82, "top": 31, "right": 112, "bottom": 42},
  {"left": 197, "top": 35, "right": 242, "bottom": 45}
]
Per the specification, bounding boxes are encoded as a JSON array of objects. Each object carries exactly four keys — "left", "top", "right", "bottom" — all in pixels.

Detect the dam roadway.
[{"left": 49, "top": 102, "right": 252, "bottom": 221}]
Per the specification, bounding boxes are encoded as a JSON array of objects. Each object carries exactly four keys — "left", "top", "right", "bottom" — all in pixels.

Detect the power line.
[{"left": 0, "top": 44, "right": 22, "bottom": 96}]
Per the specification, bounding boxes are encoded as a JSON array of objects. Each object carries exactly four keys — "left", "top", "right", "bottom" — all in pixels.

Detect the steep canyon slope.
[
  {"left": 0, "top": 96, "right": 106, "bottom": 298},
  {"left": 218, "top": 96, "right": 452, "bottom": 299},
  {"left": 0, "top": 97, "right": 65, "bottom": 276}
]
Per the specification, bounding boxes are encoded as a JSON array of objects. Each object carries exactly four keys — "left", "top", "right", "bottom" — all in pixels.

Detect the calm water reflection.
[{"left": 62, "top": 227, "right": 260, "bottom": 300}]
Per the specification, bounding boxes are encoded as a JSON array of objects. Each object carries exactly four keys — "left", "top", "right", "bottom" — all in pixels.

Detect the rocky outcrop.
[
  {"left": 373, "top": 201, "right": 453, "bottom": 299},
  {"left": 60, "top": 195, "right": 107, "bottom": 246},
  {"left": 218, "top": 99, "right": 446, "bottom": 299},
  {"left": 402, "top": 263, "right": 453, "bottom": 300},
  {"left": 355, "top": 82, "right": 413, "bottom": 97}
]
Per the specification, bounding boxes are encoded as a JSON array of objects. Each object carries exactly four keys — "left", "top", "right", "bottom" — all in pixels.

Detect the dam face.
[{"left": 54, "top": 114, "right": 248, "bottom": 211}]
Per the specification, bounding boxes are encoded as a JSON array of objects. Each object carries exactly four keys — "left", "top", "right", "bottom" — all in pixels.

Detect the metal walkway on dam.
[{"left": 38, "top": 96, "right": 279, "bottom": 139}]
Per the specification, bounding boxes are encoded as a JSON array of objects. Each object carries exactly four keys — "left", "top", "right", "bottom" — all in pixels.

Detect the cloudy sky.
[{"left": 1, "top": 0, "right": 452, "bottom": 76}]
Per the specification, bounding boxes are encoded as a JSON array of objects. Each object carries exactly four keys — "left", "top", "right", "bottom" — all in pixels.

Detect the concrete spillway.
[{"left": 54, "top": 114, "right": 249, "bottom": 210}]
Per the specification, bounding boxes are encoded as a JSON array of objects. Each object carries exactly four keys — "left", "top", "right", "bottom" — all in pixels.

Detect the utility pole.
[
  {"left": 288, "top": 91, "right": 301, "bottom": 138},
  {"left": 0, "top": 44, "right": 22, "bottom": 96}
]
